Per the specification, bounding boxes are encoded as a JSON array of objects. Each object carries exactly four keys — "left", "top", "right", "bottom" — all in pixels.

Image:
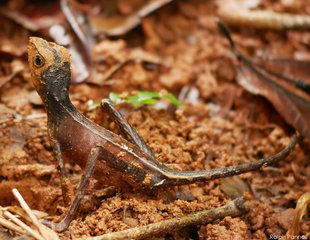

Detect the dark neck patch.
[{"left": 39, "top": 61, "right": 71, "bottom": 106}]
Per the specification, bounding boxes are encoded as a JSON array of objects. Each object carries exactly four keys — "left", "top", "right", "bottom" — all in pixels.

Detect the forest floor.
[{"left": 0, "top": 0, "right": 309, "bottom": 239}]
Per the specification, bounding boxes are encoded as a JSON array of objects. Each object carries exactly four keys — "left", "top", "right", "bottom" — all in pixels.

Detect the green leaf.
[
  {"left": 137, "top": 91, "right": 161, "bottom": 100},
  {"left": 164, "top": 93, "right": 183, "bottom": 106},
  {"left": 125, "top": 96, "right": 140, "bottom": 107},
  {"left": 87, "top": 100, "right": 100, "bottom": 110},
  {"left": 109, "top": 91, "right": 182, "bottom": 107},
  {"left": 140, "top": 98, "right": 158, "bottom": 105},
  {"left": 109, "top": 92, "right": 123, "bottom": 104}
]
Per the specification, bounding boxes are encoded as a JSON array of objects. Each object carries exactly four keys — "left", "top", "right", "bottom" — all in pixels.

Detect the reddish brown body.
[{"left": 52, "top": 105, "right": 165, "bottom": 188}]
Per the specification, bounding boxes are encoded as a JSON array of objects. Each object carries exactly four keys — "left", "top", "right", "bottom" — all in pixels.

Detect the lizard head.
[{"left": 28, "top": 37, "right": 71, "bottom": 104}]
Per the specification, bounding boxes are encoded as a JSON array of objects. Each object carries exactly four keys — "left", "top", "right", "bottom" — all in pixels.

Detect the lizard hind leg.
[{"left": 100, "top": 99, "right": 155, "bottom": 158}]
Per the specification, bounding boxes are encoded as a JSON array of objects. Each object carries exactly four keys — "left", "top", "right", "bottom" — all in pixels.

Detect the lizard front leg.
[
  {"left": 53, "top": 146, "right": 102, "bottom": 232},
  {"left": 53, "top": 141, "right": 74, "bottom": 207}
]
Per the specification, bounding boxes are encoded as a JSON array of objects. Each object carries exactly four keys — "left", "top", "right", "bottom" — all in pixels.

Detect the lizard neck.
[
  {"left": 37, "top": 61, "right": 76, "bottom": 119},
  {"left": 45, "top": 94, "right": 77, "bottom": 120}
]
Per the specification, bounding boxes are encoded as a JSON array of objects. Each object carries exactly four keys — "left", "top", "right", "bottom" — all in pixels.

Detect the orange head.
[{"left": 28, "top": 37, "right": 72, "bottom": 105}]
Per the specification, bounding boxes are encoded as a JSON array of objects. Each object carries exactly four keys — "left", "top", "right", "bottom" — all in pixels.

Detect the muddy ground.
[{"left": 0, "top": 0, "right": 309, "bottom": 239}]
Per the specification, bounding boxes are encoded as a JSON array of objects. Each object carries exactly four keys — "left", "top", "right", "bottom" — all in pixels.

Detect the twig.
[
  {"left": 0, "top": 7, "right": 39, "bottom": 31},
  {"left": 12, "top": 189, "right": 46, "bottom": 236},
  {"left": 12, "top": 189, "right": 60, "bottom": 240},
  {"left": 76, "top": 197, "right": 250, "bottom": 240},
  {"left": 0, "top": 189, "right": 60, "bottom": 240},
  {"left": 3, "top": 211, "right": 44, "bottom": 240},
  {"left": 100, "top": 0, "right": 173, "bottom": 36},
  {"left": 100, "top": 60, "right": 133, "bottom": 82},
  {"left": 60, "top": 0, "right": 93, "bottom": 69},
  {"left": 219, "top": 9, "right": 310, "bottom": 30},
  {"left": 0, "top": 215, "right": 26, "bottom": 235}
]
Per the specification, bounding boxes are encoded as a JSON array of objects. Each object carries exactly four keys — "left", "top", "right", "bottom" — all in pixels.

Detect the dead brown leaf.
[
  {"left": 237, "top": 65, "right": 310, "bottom": 139},
  {"left": 90, "top": 0, "right": 173, "bottom": 36},
  {"left": 218, "top": 20, "right": 310, "bottom": 139},
  {"left": 286, "top": 193, "right": 310, "bottom": 238}
]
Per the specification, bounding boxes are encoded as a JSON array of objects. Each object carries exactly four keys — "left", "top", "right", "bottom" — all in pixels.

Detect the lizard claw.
[{"left": 41, "top": 219, "right": 69, "bottom": 232}]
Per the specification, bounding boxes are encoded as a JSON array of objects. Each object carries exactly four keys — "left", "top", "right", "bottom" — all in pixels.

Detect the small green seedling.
[
  {"left": 110, "top": 91, "right": 182, "bottom": 107},
  {"left": 88, "top": 91, "right": 182, "bottom": 110}
]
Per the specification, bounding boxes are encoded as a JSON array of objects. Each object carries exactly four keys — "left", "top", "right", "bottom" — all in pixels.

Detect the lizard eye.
[{"left": 33, "top": 54, "right": 44, "bottom": 68}]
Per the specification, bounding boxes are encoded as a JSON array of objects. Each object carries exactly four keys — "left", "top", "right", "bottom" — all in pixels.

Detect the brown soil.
[{"left": 0, "top": 0, "right": 309, "bottom": 239}]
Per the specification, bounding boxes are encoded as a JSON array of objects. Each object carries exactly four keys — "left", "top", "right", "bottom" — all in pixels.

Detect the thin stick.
[
  {"left": 3, "top": 211, "right": 44, "bottom": 240},
  {"left": 0, "top": 215, "right": 26, "bottom": 235},
  {"left": 0, "top": 7, "right": 39, "bottom": 31},
  {"left": 12, "top": 189, "right": 45, "bottom": 236},
  {"left": 219, "top": 9, "right": 310, "bottom": 30},
  {"left": 12, "top": 189, "right": 60, "bottom": 240},
  {"left": 76, "top": 197, "right": 250, "bottom": 240},
  {"left": 101, "top": 60, "right": 133, "bottom": 82}
]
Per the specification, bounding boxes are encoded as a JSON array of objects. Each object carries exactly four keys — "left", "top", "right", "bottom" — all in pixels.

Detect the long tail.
[{"left": 159, "top": 133, "right": 297, "bottom": 187}]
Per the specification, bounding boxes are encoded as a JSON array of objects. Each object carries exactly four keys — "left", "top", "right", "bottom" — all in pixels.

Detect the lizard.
[{"left": 27, "top": 37, "right": 297, "bottom": 231}]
